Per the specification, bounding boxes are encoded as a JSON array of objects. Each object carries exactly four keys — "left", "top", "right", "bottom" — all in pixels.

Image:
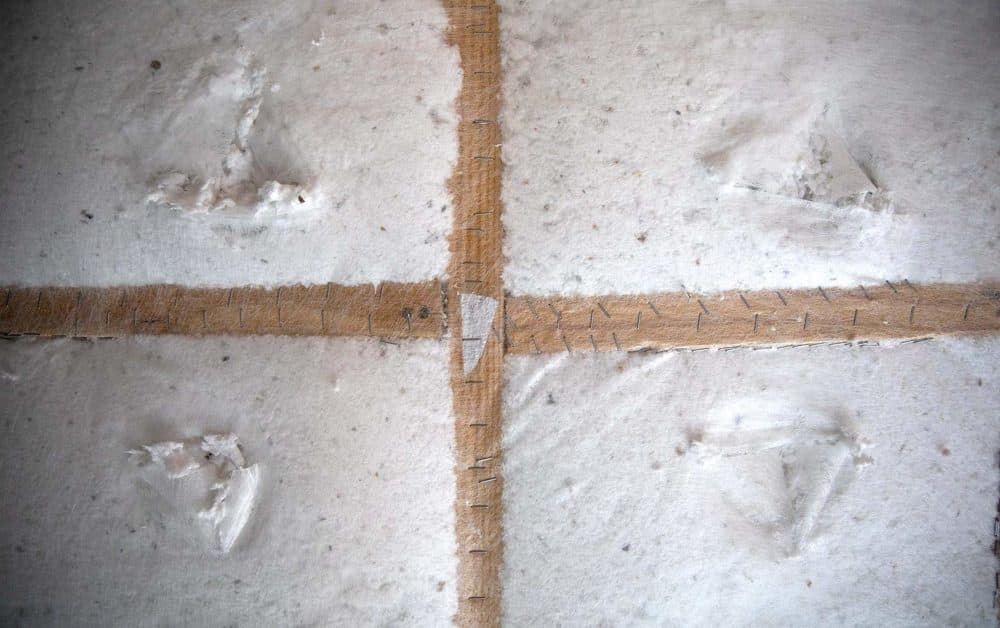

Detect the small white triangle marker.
[{"left": 460, "top": 293, "right": 498, "bottom": 375}]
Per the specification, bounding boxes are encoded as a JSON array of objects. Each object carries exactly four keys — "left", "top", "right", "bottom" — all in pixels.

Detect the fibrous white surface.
[
  {"left": 130, "top": 433, "right": 260, "bottom": 554},
  {"left": 503, "top": 337, "right": 1000, "bottom": 626},
  {"left": 500, "top": 0, "right": 1000, "bottom": 296},
  {"left": 0, "top": 0, "right": 458, "bottom": 287},
  {"left": 0, "top": 336, "right": 456, "bottom": 626}
]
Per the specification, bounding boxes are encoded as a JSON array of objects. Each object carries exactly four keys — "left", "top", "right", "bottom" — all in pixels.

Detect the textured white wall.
[
  {"left": 0, "top": 336, "right": 456, "bottom": 626},
  {"left": 500, "top": 0, "right": 1000, "bottom": 296},
  {"left": 0, "top": 0, "right": 459, "bottom": 287},
  {"left": 503, "top": 337, "right": 1000, "bottom": 626}
]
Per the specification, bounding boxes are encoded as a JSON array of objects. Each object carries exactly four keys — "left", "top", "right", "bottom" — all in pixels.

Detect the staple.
[
  {"left": 467, "top": 596, "right": 487, "bottom": 601},
  {"left": 105, "top": 311, "right": 111, "bottom": 327},
  {"left": 696, "top": 312, "right": 702, "bottom": 332},
  {"left": 885, "top": 279, "right": 898, "bottom": 294},
  {"left": 904, "top": 278, "right": 917, "bottom": 293},
  {"left": 35, "top": 291, "right": 42, "bottom": 309},
  {"left": 899, "top": 337, "right": 932, "bottom": 345},
  {"left": 753, "top": 313, "right": 759, "bottom": 334},
  {"left": 239, "top": 306, "right": 245, "bottom": 328},
  {"left": 470, "top": 504, "right": 489, "bottom": 509},
  {"left": 132, "top": 307, "right": 137, "bottom": 327},
  {"left": 647, "top": 301, "right": 662, "bottom": 317},
  {"left": 469, "top": 422, "right": 488, "bottom": 428},
  {"left": 478, "top": 476, "right": 497, "bottom": 484},
  {"left": 465, "top": 379, "right": 485, "bottom": 384},
  {"left": 472, "top": 118, "right": 495, "bottom": 125},
  {"left": 119, "top": 289, "right": 126, "bottom": 308},
  {"left": 739, "top": 293, "right": 751, "bottom": 310},
  {"left": 464, "top": 226, "right": 483, "bottom": 232},
  {"left": 963, "top": 303, "right": 971, "bottom": 320},
  {"left": 379, "top": 339, "right": 400, "bottom": 346},
  {"left": 467, "top": 465, "right": 486, "bottom": 470},
  {"left": 368, "top": 312, "right": 373, "bottom": 335},
  {"left": 589, "top": 309, "right": 595, "bottom": 329},
  {"left": 375, "top": 283, "right": 384, "bottom": 303},
  {"left": 201, "top": 309, "right": 207, "bottom": 329},
  {"left": 562, "top": 333, "right": 572, "bottom": 353},
  {"left": 530, "top": 335, "right": 541, "bottom": 354},
  {"left": 853, "top": 309, "right": 859, "bottom": 326},
  {"left": 818, "top": 286, "right": 830, "bottom": 302},
  {"left": 469, "top": 549, "right": 488, "bottom": 554},
  {"left": 635, "top": 311, "right": 641, "bottom": 329},
  {"left": 598, "top": 301, "right": 611, "bottom": 318},
  {"left": 859, "top": 285, "right": 872, "bottom": 301},
  {"left": 462, "top": 260, "right": 484, "bottom": 265},
  {"left": 612, "top": 332, "right": 622, "bottom": 351},
  {"left": 909, "top": 305, "right": 915, "bottom": 325},
  {"left": 803, "top": 312, "right": 809, "bottom": 330},
  {"left": 590, "top": 334, "right": 598, "bottom": 352},
  {"left": 775, "top": 291, "right": 787, "bottom": 306},
  {"left": 474, "top": 155, "right": 495, "bottom": 161},
  {"left": 504, "top": 310, "right": 518, "bottom": 332},
  {"left": 547, "top": 303, "right": 562, "bottom": 327},
  {"left": 475, "top": 456, "right": 494, "bottom": 464},
  {"left": 278, "top": 306, "right": 283, "bottom": 326},
  {"left": 697, "top": 299, "right": 709, "bottom": 315}
]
